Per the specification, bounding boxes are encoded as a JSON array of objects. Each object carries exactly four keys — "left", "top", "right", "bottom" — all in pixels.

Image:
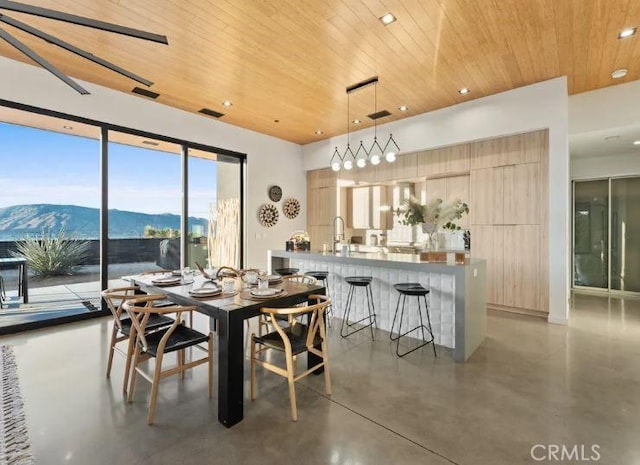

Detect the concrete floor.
[{"left": 1, "top": 292, "right": 639, "bottom": 465}]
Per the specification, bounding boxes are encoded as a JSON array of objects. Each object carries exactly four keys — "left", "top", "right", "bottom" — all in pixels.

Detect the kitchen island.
[{"left": 269, "top": 250, "right": 487, "bottom": 362}]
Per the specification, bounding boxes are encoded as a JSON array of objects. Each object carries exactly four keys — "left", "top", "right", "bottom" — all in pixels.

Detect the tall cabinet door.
[
  {"left": 470, "top": 167, "right": 504, "bottom": 225},
  {"left": 503, "top": 163, "right": 540, "bottom": 224},
  {"left": 503, "top": 225, "right": 540, "bottom": 310},
  {"left": 471, "top": 225, "right": 504, "bottom": 306}
]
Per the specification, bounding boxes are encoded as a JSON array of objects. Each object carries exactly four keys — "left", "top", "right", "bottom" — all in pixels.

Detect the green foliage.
[
  {"left": 395, "top": 196, "right": 469, "bottom": 229},
  {"left": 143, "top": 225, "right": 180, "bottom": 238},
  {"left": 11, "top": 227, "right": 90, "bottom": 277}
]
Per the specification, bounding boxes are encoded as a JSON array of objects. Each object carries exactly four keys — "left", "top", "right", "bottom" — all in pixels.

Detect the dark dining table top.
[{"left": 128, "top": 273, "right": 325, "bottom": 320}]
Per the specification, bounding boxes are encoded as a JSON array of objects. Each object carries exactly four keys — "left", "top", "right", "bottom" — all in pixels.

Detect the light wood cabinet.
[
  {"left": 471, "top": 225, "right": 504, "bottom": 305},
  {"left": 503, "top": 163, "right": 540, "bottom": 225},
  {"left": 503, "top": 225, "right": 540, "bottom": 310},
  {"left": 470, "top": 131, "right": 545, "bottom": 169},
  {"left": 470, "top": 167, "right": 504, "bottom": 225},
  {"left": 417, "top": 144, "right": 470, "bottom": 177}
]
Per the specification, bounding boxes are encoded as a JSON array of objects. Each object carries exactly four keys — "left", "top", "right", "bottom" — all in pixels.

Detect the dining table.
[{"left": 128, "top": 272, "right": 325, "bottom": 428}]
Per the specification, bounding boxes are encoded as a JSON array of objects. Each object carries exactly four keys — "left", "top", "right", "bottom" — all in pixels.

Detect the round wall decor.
[
  {"left": 258, "top": 203, "right": 279, "bottom": 227},
  {"left": 268, "top": 185, "right": 282, "bottom": 202},
  {"left": 282, "top": 198, "right": 300, "bottom": 219}
]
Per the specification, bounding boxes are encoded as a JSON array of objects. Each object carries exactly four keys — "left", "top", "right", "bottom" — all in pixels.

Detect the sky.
[{"left": 0, "top": 121, "right": 219, "bottom": 218}]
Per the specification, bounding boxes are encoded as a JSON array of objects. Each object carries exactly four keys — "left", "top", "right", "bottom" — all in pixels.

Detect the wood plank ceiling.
[{"left": 0, "top": 0, "right": 639, "bottom": 145}]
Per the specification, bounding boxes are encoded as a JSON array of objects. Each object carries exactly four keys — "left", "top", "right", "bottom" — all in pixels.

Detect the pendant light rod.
[{"left": 346, "top": 75, "right": 378, "bottom": 94}]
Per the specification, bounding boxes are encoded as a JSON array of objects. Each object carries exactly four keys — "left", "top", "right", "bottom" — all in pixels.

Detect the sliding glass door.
[
  {"left": 573, "top": 176, "right": 640, "bottom": 294},
  {"left": 611, "top": 177, "right": 640, "bottom": 292}
]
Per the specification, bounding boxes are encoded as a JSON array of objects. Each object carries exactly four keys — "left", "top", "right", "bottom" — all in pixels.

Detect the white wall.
[
  {"left": 303, "top": 78, "right": 571, "bottom": 325},
  {"left": 572, "top": 153, "right": 640, "bottom": 180},
  {"left": 0, "top": 57, "right": 306, "bottom": 268}
]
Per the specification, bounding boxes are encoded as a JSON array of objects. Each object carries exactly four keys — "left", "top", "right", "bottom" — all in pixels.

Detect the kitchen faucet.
[{"left": 332, "top": 216, "right": 345, "bottom": 252}]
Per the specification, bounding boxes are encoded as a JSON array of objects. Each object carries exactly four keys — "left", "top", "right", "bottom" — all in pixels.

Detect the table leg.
[
  {"left": 22, "top": 263, "right": 29, "bottom": 304},
  {"left": 217, "top": 313, "right": 245, "bottom": 427}
]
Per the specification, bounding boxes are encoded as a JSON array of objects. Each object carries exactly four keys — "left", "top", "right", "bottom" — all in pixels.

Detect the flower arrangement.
[{"left": 395, "top": 197, "right": 469, "bottom": 230}]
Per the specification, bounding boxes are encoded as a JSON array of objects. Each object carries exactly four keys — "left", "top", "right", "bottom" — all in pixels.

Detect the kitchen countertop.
[{"left": 270, "top": 250, "right": 483, "bottom": 273}]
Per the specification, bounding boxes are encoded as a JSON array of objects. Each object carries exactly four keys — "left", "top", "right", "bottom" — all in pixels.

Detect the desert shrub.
[{"left": 11, "top": 227, "right": 90, "bottom": 277}]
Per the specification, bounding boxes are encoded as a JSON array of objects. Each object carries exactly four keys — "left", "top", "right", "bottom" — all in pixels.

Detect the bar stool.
[
  {"left": 305, "top": 271, "right": 333, "bottom": 326},
  {"left": 390, "top": 283, "right": 436, "bottom": 357},
  {"left": 275, "top": 267, "right": 299, "bottom": 277},
  {"left": 340, "top": 276, "right": 376, "bottom": 339}
]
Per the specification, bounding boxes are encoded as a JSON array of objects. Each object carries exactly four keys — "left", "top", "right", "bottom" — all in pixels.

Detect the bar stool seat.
[
  {"left": 390, "top": 282, "right": 436, "bottom": 357},
  {"left": 305, "top": 271, "right": 333, "bottom": 326},
  {"left": 341, "top": 276, "right": 376, "bottom": 339}
]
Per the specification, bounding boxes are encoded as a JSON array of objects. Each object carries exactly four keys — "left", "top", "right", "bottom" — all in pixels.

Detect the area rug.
[{"left": 0, "top": 346, "right": 34, "bottom": 465}]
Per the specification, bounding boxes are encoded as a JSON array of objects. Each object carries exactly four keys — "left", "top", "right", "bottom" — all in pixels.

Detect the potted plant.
[{"left": 395, "top": 197, "right": 469, "bottom": 250}]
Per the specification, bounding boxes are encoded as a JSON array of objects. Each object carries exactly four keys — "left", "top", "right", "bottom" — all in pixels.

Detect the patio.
[{"left": 0, "top": 262, "right": 157, "bottom": 331}]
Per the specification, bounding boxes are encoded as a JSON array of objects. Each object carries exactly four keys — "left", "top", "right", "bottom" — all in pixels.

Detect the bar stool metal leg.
[
  {"left": 340, "top": 278, "right": 376, "bottom": 340},
  {"left": 392, "top": 283, "right": 437, "bottom": 358}
]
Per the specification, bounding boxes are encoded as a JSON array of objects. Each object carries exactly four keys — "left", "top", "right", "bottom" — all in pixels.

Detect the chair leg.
[
  {"left": 322, "top": 340, "right": 332, "bottom": 396},
  {"left": 250, "top": 336, "right": 257, "bottom": 400},
  {"left": 106, "top": 324, "right": 118, "bottom": 378},
  {"left": 127, "top": 345, "right": 142, "bottom": 403},
  {"left": 423, "top": 295, "right": 437, "bottom": 357},
  {"left": 208, "top": 334, "right": 214, "bottom": 398},
  {"left": 340, "top": 285, "right": 354, "bottom": 338},
  {"left": 147, "top": 353, "right": 164, "bottom": 425},
  {"left": 178, "top": 349, "right": 185, "bottom": 379},
  {"left": 367, "top": 285, "right": 376, "bottom": 339},
  {"left": 285, "top": 351, "right": 297, "bottom": 421},
  {"left": 122, "top": 333, "right": 136, "bottom": 393}
]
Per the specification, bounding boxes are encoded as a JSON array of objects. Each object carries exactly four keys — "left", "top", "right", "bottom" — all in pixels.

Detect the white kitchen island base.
[{"left": 270, "top": 250, "right": 487, "bottom": 362}]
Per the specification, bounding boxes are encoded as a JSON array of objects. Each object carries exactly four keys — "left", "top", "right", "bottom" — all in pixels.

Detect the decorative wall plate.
[
  {"left": 268, "top": 185, "right": 282, "bottom": 202},
  {"left": 282, "top": 198, "right": 300, "bottom": 219},
  {"left": 258, "top": 203, "right": 279, "bottom": 227}
]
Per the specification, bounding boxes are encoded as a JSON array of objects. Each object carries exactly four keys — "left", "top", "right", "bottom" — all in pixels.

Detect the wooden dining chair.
[
  {"left": 101, "top": 287, "right": 175, "bottom": 393},
  {"left": 256, "top": 273, "right": 318, "bottom": 336},
  {"left": 123, "top": 295, "right": 214, "bottom": 425},
  {"left": 250, "top": 295, "right": 331, "bottom": 421}
]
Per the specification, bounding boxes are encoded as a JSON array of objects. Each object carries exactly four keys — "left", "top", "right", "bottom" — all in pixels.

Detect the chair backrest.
[
  {"left": 261, "top": 295, "right": 330, "bottom": 350},
  {"left": 101, "top": 286, "right": 141, "bottom": 330},
  {"left": 122, "top": 295, "right": 194, "bottom": 352},
  {"left": 282, "top": 274, "right": 317, "bottom": 285}
]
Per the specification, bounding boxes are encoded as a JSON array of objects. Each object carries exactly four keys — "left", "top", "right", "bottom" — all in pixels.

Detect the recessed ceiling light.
[
  {"left": 611, "top": 69, "right": 628, "bottom": 79},
  {"left": 618, "top": 27, "right": 637, "bottom": 39},
  {"left": 398, "top": 105, "right": 408, "bottom": 112},
  {"left": 634, "top": 140, "right": 640, "bottom": 145},
  {"left": 222, "top": 100, "right": 233, "bottom": 107},
  {"left": 62, "top": 125, "right": 73, "bottom": 130},
  {"left": 379, "top": 13, "right": 396, "bottom": 25},
  {"left": 458, "top": 87, "right": 470, "bottom": 95},
  {"left": 274, "top": 119, "right": 280, "bottom": 123},
  {"left": 315, "top": 130, "right": 323, "bottom": 135},
  {"left": 352, "top": 119, "right": 361, "bottom": 124}
]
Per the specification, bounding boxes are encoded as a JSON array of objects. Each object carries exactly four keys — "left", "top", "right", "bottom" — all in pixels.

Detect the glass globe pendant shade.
[
  {"left": 342, "top": 144, "right": 355, "bottom": 170},
  {"left": 354, "top": 140, "right": 368, "bottom": 168},
  {"left": 383, "top": 133, "right": 400, "bottom": 163},
  {"left": 368, "top": 136, "right": 384, "bottom": 165},
  {"left": 329, "top": 146, "right": 342, "bottom": 172}
]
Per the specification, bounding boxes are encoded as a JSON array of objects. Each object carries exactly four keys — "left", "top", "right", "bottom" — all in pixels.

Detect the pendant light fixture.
[{"left": 327, "top": 75, "right": 400, "bottom": 170}]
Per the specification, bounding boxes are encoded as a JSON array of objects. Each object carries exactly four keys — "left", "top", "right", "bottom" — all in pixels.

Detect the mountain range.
[{"left": 0, "top": 204, "right": 208, "bottom": 240}]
